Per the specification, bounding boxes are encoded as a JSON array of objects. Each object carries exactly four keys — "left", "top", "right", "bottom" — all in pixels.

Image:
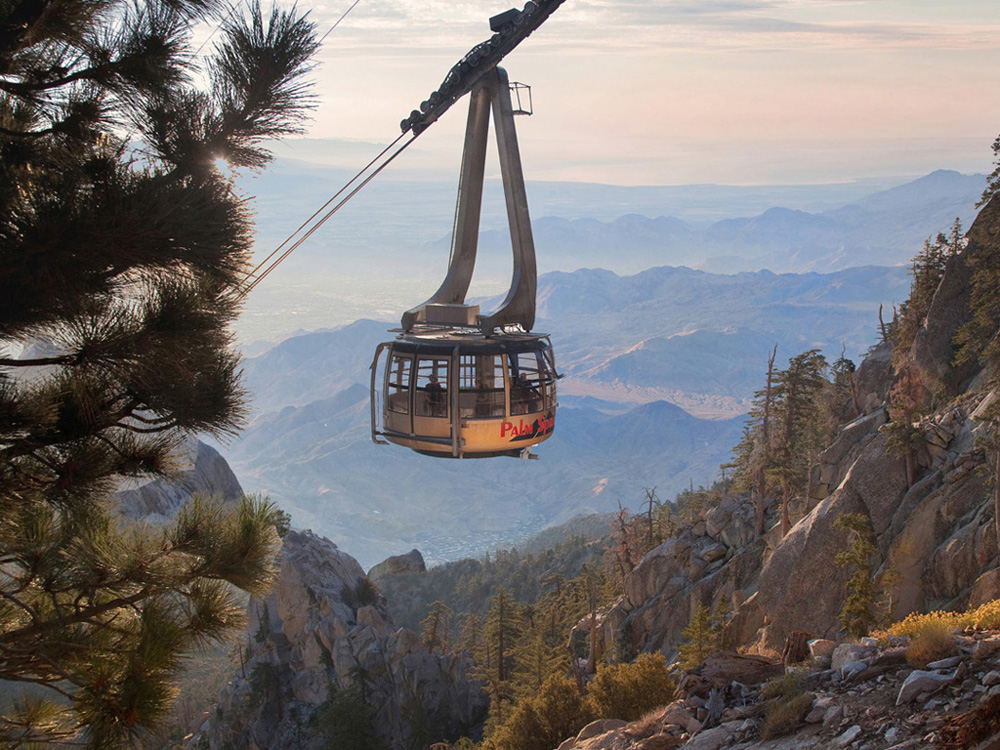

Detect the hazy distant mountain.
[
  {"left": 226, "top": 262, "right": 910, "bottom": 565},
  {"left": 230, "top": 166, "right": 976, "bottom": 346},
  {"left": 532, "top": 264, "right": 908, "bottom": 414},
  {"left": 235, "top": 155, "right": 980, "bottom": 281},
  {"left": 224, "top": 385, "right": 745, "bottom": 569},
  {"left": 241, "top": 320, "right": 386, "bottom": 414},
  {"left": 243, "top": 264, "right": 909, "bottom": 416},
  {"left": 454, "top": 170, "right": 984, "bottom": 275}
]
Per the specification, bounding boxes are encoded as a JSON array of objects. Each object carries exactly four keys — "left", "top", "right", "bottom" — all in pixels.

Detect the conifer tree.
[
  {"left": 883, "top": 364, "right": 929, "bottom": 487},
  {"left": 732, "top": 347, "right": 830, "bottom": 537},
  {"left": 747, "top": 344, "right": 778, "bottom": 536},
  {"left": 458, "top": 612, "right": 483, "bottom": 656},
  {"left": 420, "top": 601, "right": 453, "bottom": 654},
  {"left": 980, "top": 136, "right": 1000, "bottom": 207},
  {"left": 0, "top": 0, "right": 317, "bottom": 745},
  {"left": 834, "top": 513, "right": 880, "bottom": 639},
  {"left": 676, "top": 600, "right": 729, "bottom": 669},
  {"left": 894, "top": 220, "right": 964, "bottom": 355},
  {"left": 830, "top": 346, "right": 859, "bottom": 423},
  {"left": 769, "top": 349, "right": 829, "bottom": 536},
  {"left": 480, "top": 589, "right": 521, "bottom": 729},
  {"left": 741, "top": 344, "right": 779, "bottom": 536}
]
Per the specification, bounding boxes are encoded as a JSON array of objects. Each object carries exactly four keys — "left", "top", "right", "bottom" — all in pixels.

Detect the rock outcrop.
[
  {"left": 114, "top": 438, "right": 244, "bottom": 521},
  {"left": 192, "top": 530, "right": 487, "bottom": 749},
  {"left": 605, "top": 373, "right": 999, "bottom": 658},
  {"left": 368, "top": 548, "right": 427, "bottom": 580},
  {"left": 601, "top": 494, "right": 766, "bottom": 657}
]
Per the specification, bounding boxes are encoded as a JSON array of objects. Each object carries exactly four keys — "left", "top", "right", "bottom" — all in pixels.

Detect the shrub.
[
  {"left": 586, "top": 653, "right": 675, "bottom": 722},
  {"left": 876, "top": 599, "right": 1000, "bottom": 640},
  {"left": 760, "top": 671, "right": 813, "bottom": 739},
  {"left": 761, "top": 691, "right": 814, "bottom": 739},
  {"left": 310, "top": 684, "right": 381, "bottom": 750},
  {"left": 625, "top": 708, "right": 665, "bottom": 740},
  {"left": 760, "top": 671, "right": 806, "bottom": 701},
  {"left": 488, "top": 675, "right": 593, "bottom": 750},
  {"left": 905, "top": 622, "right": 958, "bottom": 668},
  {"left": 676, "top": 600, "right": 729, "bottom": 669},
  {"left": 355, "top": 577, "right": 381, "bottom": 607}
]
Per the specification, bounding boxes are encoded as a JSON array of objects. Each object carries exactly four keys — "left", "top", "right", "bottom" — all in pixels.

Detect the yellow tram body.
[{"left": 371, "top": 331, "right": 557, "bottom": 458}]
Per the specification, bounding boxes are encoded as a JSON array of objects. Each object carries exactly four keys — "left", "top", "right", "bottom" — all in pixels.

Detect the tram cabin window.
[
  {"left": 541, "top": 346, "right": 557, "bottom": 407},
  {"left": 511, "top": 350, "right": 547, "bottom": 415},
  {"left": 387, "top": 354, "right": 412, "bottom": 414},
  {"left": 459, "top": 354, "right": 505, "bottom": 419},
  {"left": 416, "top": 358, "right": 449, "bottom": 417}
]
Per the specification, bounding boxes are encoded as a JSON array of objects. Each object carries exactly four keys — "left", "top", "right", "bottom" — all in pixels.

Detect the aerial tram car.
[
  {"left": 369, "top": 7, "right": 562, "bottom": 459},
  {"left": 236, "top": 1, "right": 566, "bottom": 458}
]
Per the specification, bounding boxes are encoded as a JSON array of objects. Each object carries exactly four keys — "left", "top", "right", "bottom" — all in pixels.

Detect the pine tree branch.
[
  {"left": 113, "top": 420, "right": 178, "bottom": 434},
  {"left": 0, "top": 356, "right": 77, "bottom": 367},
  {"left": 0, "top": 712, "right": 84, "bottom": 748},
  {"left": 0, "top": 649, "right": 86, "bottom": 695},
  {"left": 0, "top": 588, "right": 151, "bottom": 644},
  {"left": 122, "top": 411, "right": 174, "bottom": 426},
  {"left": 0, "top": 590, "right": 44, "bottom": 629},
  {"left": 0, "top": 124, "right": 56, "bottom": 138},
  {"left": 0, "top": 63, "right": 114, "bottom": 95}
]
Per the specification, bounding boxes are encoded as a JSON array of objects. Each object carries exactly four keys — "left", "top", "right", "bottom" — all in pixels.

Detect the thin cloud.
[
  {"left": 532, "top": 0, "right": 1000, "bottom": 53},
  {"left": 306, "top": 0, "right": 1000, "bottom": 53}
]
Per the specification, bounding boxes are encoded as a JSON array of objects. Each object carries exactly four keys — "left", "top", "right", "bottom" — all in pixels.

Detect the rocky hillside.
[
  {"left": 192, "top": 197, "right": 1000, "bottom": 750},
  {"left": 589, "top": 200, "right": 1000, "bottom": 664},
  {"left": 190, "top": 530, "right": 488, "bottom": 749},
  {"left": 554, "top": 627, "right": 1000, "bottom": 750},
  {"left": 544, "top": 197, "right": 1000, "bottom": 750}
]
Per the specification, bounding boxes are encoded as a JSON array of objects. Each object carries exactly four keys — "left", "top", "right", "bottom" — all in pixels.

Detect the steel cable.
[{"left": 234, "top": 131, "right": 418, "bottom": 298}]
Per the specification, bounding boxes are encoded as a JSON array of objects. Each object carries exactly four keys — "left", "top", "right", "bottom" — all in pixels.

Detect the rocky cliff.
[
  {"left": 192, "top": 529, "right": 487, "bottom": 749},
  {"left": 114, "top": 438, "right": 244, "bottom": 521},
  {"left": 555, "top": 198, "right": 1000, "bottom": 750},
  {"left": 600, "top": 197, "right": 1000, "bottom": 662}
]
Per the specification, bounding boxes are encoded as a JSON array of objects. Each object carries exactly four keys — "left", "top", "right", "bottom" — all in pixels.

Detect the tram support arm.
[{"left": 370, "top": 342, "right": 390, "bottom": 445}]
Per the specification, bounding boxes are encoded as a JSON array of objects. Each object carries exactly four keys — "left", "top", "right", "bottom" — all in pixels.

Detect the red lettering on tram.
[{"left": 500, "top": 412, "right": 555, "bottom": 442}]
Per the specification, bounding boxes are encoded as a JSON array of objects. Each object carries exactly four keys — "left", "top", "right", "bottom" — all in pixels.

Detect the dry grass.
[
  {"left": 905, "top": 622, "right": 959, "bottom": 668},
  {"left": 760, "top": 670, "right": 806, "bottom": 701},
  {"left": 625, "top": 707, "right": 665, "bottom": 739},
  {"left": 760, "top": 691, "right": 814, "bottom": 740}
]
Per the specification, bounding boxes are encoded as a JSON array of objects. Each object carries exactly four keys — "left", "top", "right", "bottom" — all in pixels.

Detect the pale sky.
[{"left": 241, "top": 0, "right": 1000, "bottom": 185}]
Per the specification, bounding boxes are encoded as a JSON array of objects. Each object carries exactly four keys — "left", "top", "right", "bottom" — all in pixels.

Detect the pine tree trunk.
[
  {"left": 757, "top": 345, "right": 777, "bottom": 538},
  {"left": 646, "top": 488, "right": 655, "bottom": 550},
  {"left": 754, "top": 468, "right": 766, "bottom": 536},
  {"left": 995, "top": 447, "right": 1000, "bottom": 563},
  {"left": 780, "top": 480, "right": 791, "bottom": 537},
  {"left": 569, "top": 652, "right": 585, "bottom": 694},
  {"left": 782, "top": 631, "right": 810, "bottom": 668},
  {"left": 497, "top": 618, "right": 506, "bottom": 682},
  {"left": 587, "top": 614, "right": 597, "bottom": 675}
]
